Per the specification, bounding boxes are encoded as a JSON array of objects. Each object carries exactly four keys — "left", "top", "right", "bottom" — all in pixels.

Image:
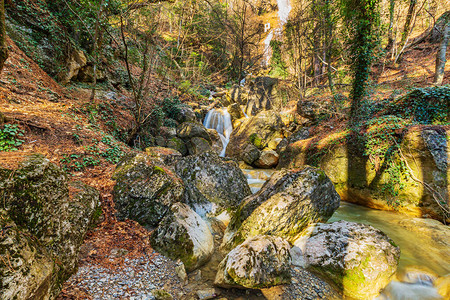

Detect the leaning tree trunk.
[
  {"left": 434, "top": 20, "right": 449, "bottom": 85},
  {"left": 0, "top": 0, "right": 8, "bottom": 73}
]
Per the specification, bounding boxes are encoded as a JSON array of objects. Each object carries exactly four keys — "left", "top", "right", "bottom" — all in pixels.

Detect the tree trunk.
[
  {"left": 399, "top": 0, "right": 417, "bottom": 51},
  {"left": 434, "top": 21, "right": 449, "bottom": 85},
  {"left": 385, "top": 0, "right": 395, "bottom": 55},
  {"left": 325, "top": 0, "right": 334, "bottom": 95},
  {"left": 0, "top": 0, "right": 8, "bottom": 73},
  {"left": 90, "top": 0, "right": 105, "bottom": 102}
]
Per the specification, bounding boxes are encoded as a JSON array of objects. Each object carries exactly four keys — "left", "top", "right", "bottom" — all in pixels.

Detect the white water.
[
  {"left": 242, "top": 168, "right": 449, "bottom": 299},
  {"left": 263, "top": 0, "right": 292, "bottom": 66},
  {"left": 203, "top": 108, "right": 233, "bottom": 157}
]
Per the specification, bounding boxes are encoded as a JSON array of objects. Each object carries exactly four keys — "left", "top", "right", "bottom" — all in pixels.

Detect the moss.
[
  {"left": 153, "top": 165, "right": 166, "bottom": 174},
  {"left": 249, "top": 133, "right": 263, "bottom": 149}
]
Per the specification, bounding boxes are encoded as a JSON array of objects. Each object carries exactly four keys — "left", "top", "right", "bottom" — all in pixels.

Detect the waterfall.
[
  {"left": 203, "top": 108, "right": 233, "bottom": 157},
  {"left": 277, "top": 0, "right": 292, "bottom": 25},
  {"left": 263, "top": 0, "right": 292, "bottom": 66}
]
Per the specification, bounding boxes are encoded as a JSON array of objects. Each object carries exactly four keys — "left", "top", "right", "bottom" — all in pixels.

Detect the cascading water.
[
  {"left": 203, "top": 108, "right": 233, "bottom": 157},
  {"left": 263, "top": 0, "right": 292, "bottom": 66}
]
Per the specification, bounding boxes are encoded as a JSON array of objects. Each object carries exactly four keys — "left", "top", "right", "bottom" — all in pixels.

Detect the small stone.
[{"left": 196, "top": 288, "right": 218, "bottom": 300}]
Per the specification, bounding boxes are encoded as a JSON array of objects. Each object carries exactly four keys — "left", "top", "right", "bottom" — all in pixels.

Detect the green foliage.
[
  {"left": 60, "top": 135, "right": 125, "bottom": 172},
  {"left": 0, "top": 124, "right": 24, "bottom": 152},
  {"left": 341, "top": 0, "right": 381, "bottom": 121},
  {"left": 269, "top": 40, "right": 288, "bottom": 78},
  {"left": 363, "top": 116, "right": 410, "bottom": 205},
  {"left": 386, "top": 86, "right": 450, "bottom": 125}
]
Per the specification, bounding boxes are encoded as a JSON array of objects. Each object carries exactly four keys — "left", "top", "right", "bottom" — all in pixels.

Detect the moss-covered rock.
[
  {"left": 145, "top": 146, "right": 182, "bottom": 164},
  {"left": 226, "top": 110, "right": 283, "bottom": 160},
  {"left": 0, "top": 209, "right": 55, "bottom": 300},
  {"left": 222, "top": 166, "right": 340, "bottom": 250},
  {"left": 113, "top": 153, "right": 185, "bottom": 228},
  {"left": 278, "top": 126, "right": 450, "bottom": 222},
  {"left": 151, "top": 203, "right": 214, "bottom": 272},
  {"left": 292, "top": 220, "right": 400, "bottom": 300},
  {"left": 172, "top": 151, "right": 251, "bottom": 216},
  {"left": 186, "top": 137, "right": 212, "bottom": 155},
  {"left": 166, "top": 137, "right": 188, "bottom": 156},
  {"left": 214, "top": 235, "right": 291, "bottom": 289},
  {"left": 177, "top": 121, "right": 211, "bottom": 142},
  {"left": 0, "top": 154, "right": 100, "bottom": 298}
]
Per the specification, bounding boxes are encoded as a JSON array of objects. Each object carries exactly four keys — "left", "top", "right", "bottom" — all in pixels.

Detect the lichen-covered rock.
[
  {"left": 145, "top": 146, "right": 182, "bottom": 164},
  {"left": 254, "top": 149, "right": 279, "bottom": 168},
  {"left": 223, "top": 166, "right": 340, "bottom": 250},
  {"left": 278, "top": 126, "right": 450, "bottom": 222},
  {"left": 0, "top": 210, "right": 55, "bottom": 300},
  {"left": 214, "top": 235, "right": 291, "bottom": 289},
  {"left": 177, "top": 121, "right": 211, "bottom": 142},
  {"left": 226, "top": 110, "right": 283, "bottom": 160},
  {"left": 166, "top": 137, "right": 188, "bottom": 156},
  {"left": 173, "top": 151, "right": 251, "bottom": 215},
  {"left": 174, "top": 106, "right": 197, "bottom": 123},
  {"left": 244, "top": 77, "right": 281, "bottom": 116},
  {"left": 113, "top": 153, "right": 185, "bottom": 227},
  {"left": 151, "top": 203, "right": 214, "bottom": 272},
  {"left": 292, "top": 221, "right": 400, "bottom": 300},
  {"left": 0, "top": 154, "right": 100, "bottom": 298},
  {"left": 186, "top": 137, "right": 212, "bottom": 155}
]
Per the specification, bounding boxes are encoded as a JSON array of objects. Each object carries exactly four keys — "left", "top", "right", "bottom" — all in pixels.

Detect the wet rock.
[
  {"left": 227, "top": 103, "right": 245, "bottom": 122},
  {"left": 254, "top": 149, "right": 279, "bottom": 168},
  {"left": 173, "top": 151, "right": 251, "bottom": 216},
  {"left": 223, "top": 166, "right": 340, "bottom": 250},
  {"left": 215, "top": 235, "right": 291, "bottom": 289},
  {"left": 0, "top": 154, "right": 100, "bottom": 298},
  {"left": 113, "top": 153, "right": 185, "bottom": 228},
  {"left": 207, "top": 129, "right": 223, "bottom": 155},
  {"left": 379, "top": 281, "right": 442, "bottom": 300},
  {"left": 151, "top": 203, "right": 214, "bottom": 271},
  {"left": 293, "top": 220, "right": 400, "bottom": 300}
]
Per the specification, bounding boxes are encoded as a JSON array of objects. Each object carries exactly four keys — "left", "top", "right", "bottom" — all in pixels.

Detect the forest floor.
[{"left": 0, "top": 37, "right": 448, "bottom": 299}]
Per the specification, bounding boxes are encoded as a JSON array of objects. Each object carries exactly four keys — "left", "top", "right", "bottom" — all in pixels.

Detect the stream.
[{"left": 243, "top": 167, "right": 449, "bottom": 298}]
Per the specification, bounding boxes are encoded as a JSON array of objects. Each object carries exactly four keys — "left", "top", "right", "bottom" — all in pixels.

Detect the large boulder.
[
  {"left": 292, "top": 221, "right": 400, "bottom": 300},
  {"left": 245, "top": 77, "right": 281, "bottom": 116},
  {"left": 186, "top": 137, "right": 212, "bottom": 155},
  {"left": 0, "top": 209, "right": 55, "bottom": 300},
  {"left": 151, "top": 203, "right": 214, "bottom": 272},
  {"left": 0, "top": 154, "right": 100, "bottom": 299},
  {"left": 145, "top": 146, "right": 182, "bottom": 164},
  {"left": 222, "top": 166, "right": 340, "bottom": 250},
  {"left": 177, "top": 122, "right": 211, "bottom": 142},
  {"left": 226, "top": 110, "right": 283, "bottom": 161},
  {"left": 172, "top": 151, "right": 251, "bottom": 216},
  {"left": 113, "top": 153, "right": 185, "bottom": 228},
  {"left": 214, "top": 235, "right": 291, "bottom": 289},
  {"left": 278, "top": 126, "right": 450, "bottom": 222}
]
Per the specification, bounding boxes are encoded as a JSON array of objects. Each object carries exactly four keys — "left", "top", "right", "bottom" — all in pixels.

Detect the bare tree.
[
  {"left": 434, "top": 19, "right": 449, "bottom": 85},
  {"left": 0, "top": 0, "right": 7, "bottom": 73}
]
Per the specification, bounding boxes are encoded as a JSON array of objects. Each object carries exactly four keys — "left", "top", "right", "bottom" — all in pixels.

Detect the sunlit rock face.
[
  {"left": 215, "top": 235, "right": 291, "bottom": 289},
  {"left": 151, "top": 202, "right": 214, "bottom": 272},
  {"left": 291, "top": 220, "right": 400, "bottom": 300},
  {"left": 222, "top": 166, "right": 340, "bottom": 250}
]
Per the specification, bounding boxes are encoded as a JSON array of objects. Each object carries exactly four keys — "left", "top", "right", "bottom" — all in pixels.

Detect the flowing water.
[
  {"left": 263, "top": 0, "right": 292, "bottom": 66},
  {"left": 203, "top": 108, "right": 233, "bottom": 157},
  {"left": 242, "top": 168, "right": 450, "bottom": 298}
]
